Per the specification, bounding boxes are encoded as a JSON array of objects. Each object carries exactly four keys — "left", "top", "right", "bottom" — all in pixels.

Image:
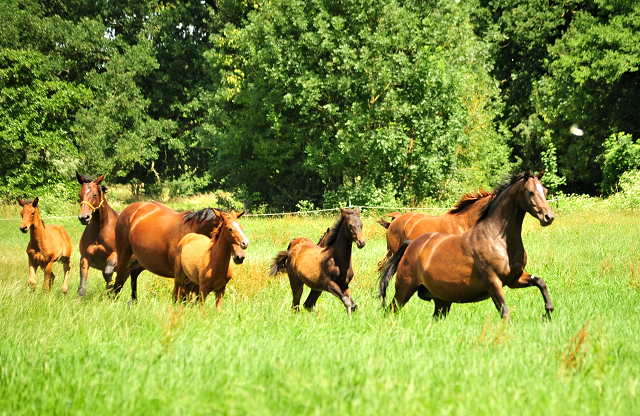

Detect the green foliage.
[
  {"left": 209, "top": 0, "right": 511, "bottom": 209},
  {"left": 540, "top": 140, "right": 566, "bottom": 195},
  {"left": 601, "top": 132, "right": 640, "bottom": 192}
]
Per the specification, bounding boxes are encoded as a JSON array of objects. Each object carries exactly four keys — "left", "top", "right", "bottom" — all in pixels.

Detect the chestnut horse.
[
  {"left": 76, "top": 172, "right": 120, "bottom": 298},
  {"left": 112, "top": 202, "right": 242, "bottom": 303},
  {"left": 377, "top": 189, "right": 495, "bottom": 261},
  {"left": 18, "top": 198, "right": 72, "bottom": 293},
  {"left": 269, "top": 208, "right": 365, "bottom": 315},
  {"left": 379, "top": 171, "right": 555, "bottom": 320},
  {"left": 174, "top": 209, "right": 248, "bottom": 310}
]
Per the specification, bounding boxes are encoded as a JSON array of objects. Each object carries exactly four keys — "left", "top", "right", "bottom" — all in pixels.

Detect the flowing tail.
[
  {"left": 378, "top": 240, "right": 412, "bottom": 307},
  {"left": 376, "top": 211, "right": 401, "bottom": 230},
  {"left": 268, "top": 251, "right": 290, "bottom": 276}
]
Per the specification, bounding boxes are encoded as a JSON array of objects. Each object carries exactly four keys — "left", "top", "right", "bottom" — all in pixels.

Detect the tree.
[{"left": 207, "top": 0, "right": 512, "bottom": 209}]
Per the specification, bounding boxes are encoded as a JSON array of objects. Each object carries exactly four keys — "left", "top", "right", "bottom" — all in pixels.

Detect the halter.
[{"left": 81, "top": 197, "right": 104, "bottom": 212}]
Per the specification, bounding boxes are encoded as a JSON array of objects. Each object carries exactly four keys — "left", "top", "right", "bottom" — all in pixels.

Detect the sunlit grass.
[{"left": 1, "top": 203, "right": 639, "bottom": 415}]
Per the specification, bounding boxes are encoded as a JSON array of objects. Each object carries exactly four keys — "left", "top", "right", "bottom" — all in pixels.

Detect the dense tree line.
[{"left": 1, "top": 0, "right": 638, "bottom": 210}]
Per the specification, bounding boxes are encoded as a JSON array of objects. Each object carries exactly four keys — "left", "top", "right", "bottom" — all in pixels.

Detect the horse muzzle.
[
  {"left": 19, "top": 226, "right": 28, "bottom": 234},
  {"left": 356, "top": 239, "right": 366, "bottom": 249},
  {"left": 78, "top": 214, "right": 91, "bottom": 225},
  {"left": 232, "top": 251, "right": 246, "bottom": 264},
  {"left": 539, "top": 212, "right": 555, "bottom": 227}
]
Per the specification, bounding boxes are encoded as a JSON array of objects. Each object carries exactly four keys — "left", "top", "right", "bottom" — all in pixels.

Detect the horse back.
[{"left": 287, "top": 243, "right": 326, "bottom": 287}]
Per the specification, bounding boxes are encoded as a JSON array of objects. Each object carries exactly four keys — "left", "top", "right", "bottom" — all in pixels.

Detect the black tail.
[
  {"left": 268, "top": 251, "right": 290, "bottom": 276},
  {"left": 378, "top": 240, "right": 412, "bottom": 307},
  {"left": 376, "top": 218, "right": 391, "bottom": 229}
]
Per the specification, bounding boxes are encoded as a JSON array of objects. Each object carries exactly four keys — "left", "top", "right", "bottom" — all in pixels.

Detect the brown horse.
[
  {"left": 377, "top": 189, "right": 495, "bottom": 262},
  {"left": 269, "top": 208, "right": 365, "bottom": 315},
  {"left": 112, "top": 202, "right": 243, "bottom": 303},
  {"left": 18, "top": 198, "right": 72, "bottom": 293},
  {"left": 76, "top": 172, "right": 120, "bottom": 298},
  {"left": 174, "top": 209, "right": 248, "bottom": 310},
  {"left": 379, "top": 171, "right": 555, "bottom": 320}
]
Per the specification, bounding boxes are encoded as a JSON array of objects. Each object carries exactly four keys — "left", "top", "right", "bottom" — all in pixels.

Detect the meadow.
[{"left": 1, "top": 198, "right": 639, "bottom": 415}]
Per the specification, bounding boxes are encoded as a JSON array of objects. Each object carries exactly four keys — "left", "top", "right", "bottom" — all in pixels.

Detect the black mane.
[
  {"left": 323, "top": 208, "right": 358, "bottom": 247},
  {"left": 183, "top": 207, "right": 219, "bottom": 223},
  {"left": 477, "top": 170, "right": 534, "bottom": 222}
]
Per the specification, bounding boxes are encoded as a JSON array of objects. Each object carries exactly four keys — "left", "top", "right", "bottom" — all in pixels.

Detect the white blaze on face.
[
  {"left": 536, "top": 183, "right": 545, "bottom": 198},
  {"left": 232, "top": 222, "right": 248, "bottom": 246}
]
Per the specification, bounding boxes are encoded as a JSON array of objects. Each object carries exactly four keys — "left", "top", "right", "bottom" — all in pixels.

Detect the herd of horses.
[{"left": 17, "top": 169, "right": 556, "bottom": 320}]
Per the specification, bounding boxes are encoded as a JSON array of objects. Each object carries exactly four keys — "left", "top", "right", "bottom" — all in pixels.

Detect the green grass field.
[{"left": 1, "top": 201, "right": 639, "bottom": 415}]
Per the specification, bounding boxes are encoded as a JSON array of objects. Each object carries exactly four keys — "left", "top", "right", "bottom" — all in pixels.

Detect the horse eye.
[{"left": 93, "top": 194, "right": 97, "bottom": 198}]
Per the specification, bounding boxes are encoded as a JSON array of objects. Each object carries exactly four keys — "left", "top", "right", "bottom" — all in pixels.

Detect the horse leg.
[
  {"left": 303, "top": 289, "right": 322, "bottom": 312},
  {"left": 112, "top": 252, "right": 132, "bottom": 298},
  {"left": 288, "top": 273, "right": 305, "bottom": 311},
  {"left": 43, "top": 262, "right": 54, "bottom": 291},
  {"left": 481, "top": 272, "right": 509, "bottom": 320},
  {"left": 28, "top": 259, "right": 37, "bottom": 289},
  {"left": 391, "top": 279, "right": 419, "bottom": 313},
  {"left": 127, "top": 261, "right": 144, "bottom": 306},
  {"left": 344, "top": 287, "right": 357, "bottom": 312},
  {"left": 433, "top": 298, "right": 452, "bottom": 319},
  {"left": 77, "top": 257, "right": 90, "bottom": 298},
  {"left": 507, "top": 271, "right": 554, "bottom": 319},
  {"left": 60, "top": 256, "right": 70, "bottom": 294},
  {"left": 103, "top": 253, "right": 117, "bottom": 288},
  {"left": 325, "top": 281, "right": 354, "bottom": 316},
  {"left": 214, "top": 286, "right": 226, "bottom": 312}
]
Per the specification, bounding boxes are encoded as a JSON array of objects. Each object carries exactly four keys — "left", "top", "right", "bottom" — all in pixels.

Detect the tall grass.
[{"left": 1, "top": 201, "right": 639, "bottom": 415}]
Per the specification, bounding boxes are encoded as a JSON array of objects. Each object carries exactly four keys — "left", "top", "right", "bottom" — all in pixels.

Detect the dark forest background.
[{"left": 1, "top": 0, "right": 638, "bottom": 210}]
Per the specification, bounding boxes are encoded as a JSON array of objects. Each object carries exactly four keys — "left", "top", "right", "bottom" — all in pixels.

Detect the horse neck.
[
  {"left": 29, "top": 209, "right": 48, "bottom": 251},
  {"left": 478, "top": 183, "right": 525, "bottom": 244},
  {"left": 208, "top": 228, "right": 233, "bottom": 270},
  {"left": 188, "top": 219, "right": 216, "bottom": 236},
  {"left": 327, "top": 221, "right": 353, "bottom": 267},
  {"left": 92, "top": 194, "right": 111, "bottom": 227}
]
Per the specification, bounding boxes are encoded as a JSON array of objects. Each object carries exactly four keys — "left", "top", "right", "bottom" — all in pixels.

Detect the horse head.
[
  {"left": 519, "top": 170, "right": 555, "bottom": 227},
  {"left": 340, "top": 207, "right": 366, "bottom": 249},
  {"left": 213, "top": 209, "right": 249, "bottom": 263},
  {"left": 76, "top": 172, "right": 106, "bottom": 225},
  {"left": 18, "top": 197, "right": 39, "bottom": 233}
]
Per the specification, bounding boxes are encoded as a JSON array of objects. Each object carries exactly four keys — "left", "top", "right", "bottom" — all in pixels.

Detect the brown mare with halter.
[
  {"left": 380, "top": 171, "right": 555, "bottom": 320},
  {"left": 377, "top": 189, "right": 494, "bottom": 262},
  {"left": 269, "top": 208, "right": 366, "bottom": 315},
  {"left": 112, "top": 202, "right": 244, "bottom": 303},
  {"left": 18, "top": 198, "right": 72, "bottom": 293},
  {"left": 76, "top": 172, "right": 122, "bottom": 298},
  {"left": 174, "top": 209, "right": 248, "bottom": 310}
]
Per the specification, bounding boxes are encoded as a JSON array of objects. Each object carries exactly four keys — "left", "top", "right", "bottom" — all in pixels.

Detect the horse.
[
  {"left": 269, "top": 208, "right": 366, "bottom": 315},
  {"left": 174, "top": 209, "right": 248, "bottom": 310},
  {"left": 379, "top": 170, "right": 555, "bottom": 320},
  {"left": 286, "top": 227, "right": 330, "bottom": 252},
  {"left": 18, "top": 198, "right": 72, "bottom": 293},
  {"left": 376, "top": 189, "right": 495, "bottom": 263},
  {"left": 75, "top": 172, "right": 121, "bottom": 298},
  {"left": 112, "top": 201, "right": 245, "bottom": 303}
]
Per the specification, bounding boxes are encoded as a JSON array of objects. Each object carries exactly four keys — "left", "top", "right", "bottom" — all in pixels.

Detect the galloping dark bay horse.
[
  {"left": 380, "top": 171, "right": 555, "bottom": 320},
  {"left": 112, "top": 202, "right": 241, "bottom": 303},
  {"left": 377, "top": 189, "right": 495, "bottom": 262},
  {"left": 76, "top": 172, "right": 121, "bottom": 298},
  {"left": 269, "top": 208, "right": 365, "bottom": 315}
]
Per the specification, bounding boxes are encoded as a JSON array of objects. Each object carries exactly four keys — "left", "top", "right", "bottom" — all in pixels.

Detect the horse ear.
[
  {"left": 236, "top": 211, "right": 244, "bottom": 219},
  {"left": 354, "top": 207, "right": 361, "bottom": 215},
  {"left": 17, "top": 199, "right": 25, "bottom": 207},
  {"left": 94, "top": 174, "right": 105, "bottom": 185},
  {"left": 32, "top": 197, "right": 39, "bottom": 208},
  {"left": 213, "top": 208, "right": 221, "bottom": 218},
  {"left": 76, "top": 172, "right": 85, "bottom": 185},
  {"left": 536, "top": 169, "right": 545, "bottom": 180}
]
